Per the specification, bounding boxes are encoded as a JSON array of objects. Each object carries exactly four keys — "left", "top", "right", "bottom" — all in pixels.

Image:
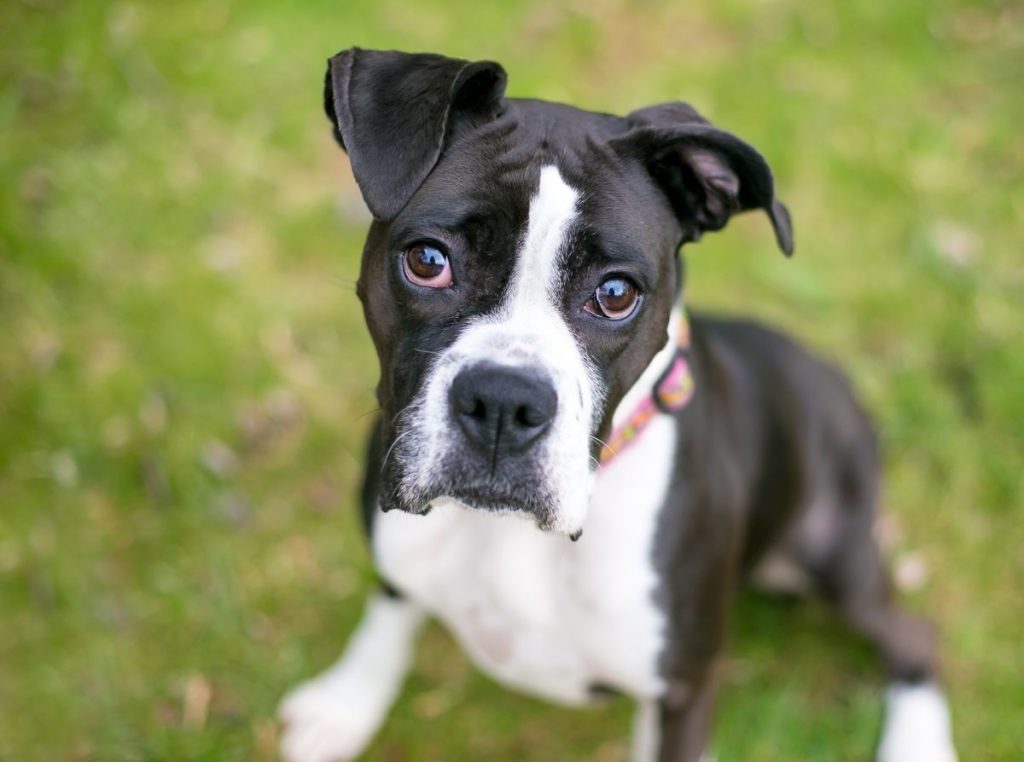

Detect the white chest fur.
[{"left": 373, "top": 413, "right": 676, "bottom": 705}]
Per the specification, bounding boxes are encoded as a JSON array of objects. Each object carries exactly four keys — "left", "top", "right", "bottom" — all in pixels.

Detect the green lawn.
[{"left": 1, "top": 0, "right": 1021, "bottom": 759}]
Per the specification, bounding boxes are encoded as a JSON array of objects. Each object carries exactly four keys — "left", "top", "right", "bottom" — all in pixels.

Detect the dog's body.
[{"left": 280, "top": 49, "right": 957, "bottom": 761}]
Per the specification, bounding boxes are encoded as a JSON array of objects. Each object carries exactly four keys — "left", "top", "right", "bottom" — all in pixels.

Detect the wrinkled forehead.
[
  {"left": 394, "top": 137, "right": 534, "bottom": 240},
  {"left": 396, "top": 109, "right": 681, "bottom": 274}
]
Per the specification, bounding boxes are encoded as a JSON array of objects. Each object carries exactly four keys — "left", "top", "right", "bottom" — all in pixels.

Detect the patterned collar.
[{"left": 599, "top": 315, "right": 694, "bottom": 466}]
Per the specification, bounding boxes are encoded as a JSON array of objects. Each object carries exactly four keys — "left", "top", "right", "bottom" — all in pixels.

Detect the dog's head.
[{"left": 325, "top": 48, "right": 792, "bottom": 536}]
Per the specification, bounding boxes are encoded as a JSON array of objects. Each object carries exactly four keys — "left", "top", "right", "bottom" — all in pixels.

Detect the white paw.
[
  {"left": 278, "top": 676, "right": 383, "bottom": 762},
  {"left": 877, "top": 683, "right": 958, "bottom": 762}
]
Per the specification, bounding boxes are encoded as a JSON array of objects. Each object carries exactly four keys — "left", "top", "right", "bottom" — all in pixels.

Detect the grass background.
[{"left": 1, "top": 0, "right": 1021, "bottom": 759}]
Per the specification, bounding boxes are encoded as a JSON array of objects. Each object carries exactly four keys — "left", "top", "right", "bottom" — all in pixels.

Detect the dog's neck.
[{"left": 600, "top": 306, "right": 693, "bottom": 465}]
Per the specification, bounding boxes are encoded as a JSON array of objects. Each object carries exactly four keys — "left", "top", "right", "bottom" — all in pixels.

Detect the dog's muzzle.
[{"left": 382, "top": 324, "right": 596, "bottom": 537}]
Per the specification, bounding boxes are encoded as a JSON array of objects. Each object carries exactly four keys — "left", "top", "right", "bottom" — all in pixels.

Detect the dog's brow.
[
  {"left": 389, "top": 217, "right": 468, "bottom": 246},
  {"left": 572, "top": 227, "right": 655, "bottom": 288}
]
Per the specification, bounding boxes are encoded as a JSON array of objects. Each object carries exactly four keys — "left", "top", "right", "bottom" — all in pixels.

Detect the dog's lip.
[
  {"left": 388, "top": 489, "right": 584, "bottom": 539},
  {"left": 443, "top": 498, "right": 585, "bottom": 541},
  {"left": 424, "top": 487, "right": 539, "bottom": 518}
]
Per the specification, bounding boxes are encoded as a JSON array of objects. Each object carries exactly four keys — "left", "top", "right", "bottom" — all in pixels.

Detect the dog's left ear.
[
  {"left": 325, "top": 48, "right": 508, "bottom": 221},
  {"left": 611, "top": 102, "right": 793, "bottom": 255}
]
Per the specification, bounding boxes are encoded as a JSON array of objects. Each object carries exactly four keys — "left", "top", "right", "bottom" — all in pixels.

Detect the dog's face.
[{"left": 326, "top": 49, "right": 791, "bottom": 536}]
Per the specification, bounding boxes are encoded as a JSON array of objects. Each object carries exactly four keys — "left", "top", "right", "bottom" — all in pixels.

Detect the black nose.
[{"left": 449, "top": 363, "right": 557, "bottom": 456}]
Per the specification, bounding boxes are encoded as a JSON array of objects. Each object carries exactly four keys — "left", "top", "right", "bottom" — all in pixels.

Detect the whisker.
[
  {"left": 590, "top": 435, "right": 616, "bottom": 458},
  {"left": 327, "top": 274, "right": 359, "bottom": 291},
  {"left": 354, "top": 407, "right": 381, "bottom": 422},
  {"left": 391, "top": 406, "right": 414, "bottom": 427},
  {"left": 381, "top": 431, "right": 409, "bottom": 470}
]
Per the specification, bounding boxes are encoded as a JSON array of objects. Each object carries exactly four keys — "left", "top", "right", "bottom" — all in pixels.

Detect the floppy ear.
[
  {"left": 324, "top": 48, "right": 507, "bottom": 221},
  {"left": 611, "top": 102, "right": 793, "bottom": 255}
]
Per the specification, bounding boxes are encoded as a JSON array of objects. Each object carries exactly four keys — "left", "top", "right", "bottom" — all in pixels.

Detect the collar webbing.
[{"left": 599, "top": 316, "right": 693, "bottom": 466}]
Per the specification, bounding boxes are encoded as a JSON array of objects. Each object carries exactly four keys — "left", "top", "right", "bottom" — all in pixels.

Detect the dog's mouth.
[
  {"left": 380, "top": 467, "right": 562, "bottom": 531},
  {"left": 376, "top": 421, "right": 597, "bottom": 536}
]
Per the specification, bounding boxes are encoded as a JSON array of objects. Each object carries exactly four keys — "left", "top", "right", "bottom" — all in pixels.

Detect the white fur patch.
[
  {"left": 394, "top": 165, "right": 599, "bottom": 535},
  {"left": 877, "top": 682, "right": 958, "bottom": 762},
  {"left": 632, "top": 699, "right": 660, "bottom": 762},
  {"left": 279, "top": 595, "right": 424, "bottom": 762},
  {"left": 374, "top": 311, "right": 680, "bottom": 706}
]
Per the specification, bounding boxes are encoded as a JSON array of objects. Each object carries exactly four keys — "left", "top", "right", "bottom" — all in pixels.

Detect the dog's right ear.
[{"left": 325, "top": 48, "right": 507, "bottom": 221}]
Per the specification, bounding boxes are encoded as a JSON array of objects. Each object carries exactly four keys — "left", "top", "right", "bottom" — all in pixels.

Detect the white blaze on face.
[
  {"left": 512, "top": 165, "right": 579, "bottom": 310},
  {"left": 397, "top": 165, "right": 601, "bottom": 535}
]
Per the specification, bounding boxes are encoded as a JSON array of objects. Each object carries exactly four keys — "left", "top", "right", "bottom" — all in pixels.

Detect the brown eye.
[
  {"left": 586, "top": 276, "right": 641, "bottom": 320},
  {"left": 402, "top": 243, "right": 452, "bottom": 288}
]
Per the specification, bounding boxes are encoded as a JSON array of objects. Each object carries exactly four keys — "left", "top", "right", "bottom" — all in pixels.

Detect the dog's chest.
[{"left": 373, "top": 416, "right": 676, "bottom": 705}]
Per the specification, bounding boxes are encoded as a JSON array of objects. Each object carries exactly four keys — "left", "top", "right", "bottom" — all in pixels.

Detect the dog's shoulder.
[
  {"left": 686, "top": 310, "right": 875, "bottom": 488},
  {"left": 689, "top": 311, "right": 865, "bottom": 420}
]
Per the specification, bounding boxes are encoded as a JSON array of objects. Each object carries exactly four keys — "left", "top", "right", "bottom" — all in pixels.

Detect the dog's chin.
[{"left": 381, "top": 478, "right": 584, "bottom": 537}]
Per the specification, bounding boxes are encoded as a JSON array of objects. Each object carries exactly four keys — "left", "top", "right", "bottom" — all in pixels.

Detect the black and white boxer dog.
[{"left": 279, "top": 48, "right": 957, "bottom": 762}]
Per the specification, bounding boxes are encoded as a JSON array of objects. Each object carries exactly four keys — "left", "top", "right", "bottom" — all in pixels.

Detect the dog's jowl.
[{"left": 279, "top": 48, "right": 957, "bottom": 762}]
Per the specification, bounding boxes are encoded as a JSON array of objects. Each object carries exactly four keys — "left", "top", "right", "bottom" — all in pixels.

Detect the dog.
[{"left": 279, "top": 48, "right": 958, "bottom": 762}]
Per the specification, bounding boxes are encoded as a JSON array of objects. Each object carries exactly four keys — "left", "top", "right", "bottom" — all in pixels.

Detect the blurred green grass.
[{"left": 1, "top": 0, "right": 1021, "bottom": 759}]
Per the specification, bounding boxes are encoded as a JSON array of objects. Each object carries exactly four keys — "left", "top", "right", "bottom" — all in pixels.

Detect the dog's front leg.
[
  {"left": 633, "top": 673, "right": 718, "bottom": 762},
  {"left": 279, "top": 592, "right": 425, "bottom": 762}
]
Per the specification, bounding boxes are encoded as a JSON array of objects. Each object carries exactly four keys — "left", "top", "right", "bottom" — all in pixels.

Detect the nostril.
[
  {"left": 515, "top": 404, "right": 545, "bottom": 429},
  {"left": 469, "top": 399, "right": 487, "bottom": 420},
  {"left": 451, "top": 384, "right": 488, "bottom": 421}
]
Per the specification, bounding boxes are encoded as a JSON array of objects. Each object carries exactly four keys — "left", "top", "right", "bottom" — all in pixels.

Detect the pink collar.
[{"left": 599, "top": 316, "right": 694, "bottom": 466}]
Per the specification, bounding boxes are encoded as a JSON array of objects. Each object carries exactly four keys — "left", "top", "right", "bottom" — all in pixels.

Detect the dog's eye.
[
  {"left": 402, "top": 243, "right": 452, "bottom": 288},
  {"left": 586, "top": 276, "right": 641, "bottom": 320}
]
